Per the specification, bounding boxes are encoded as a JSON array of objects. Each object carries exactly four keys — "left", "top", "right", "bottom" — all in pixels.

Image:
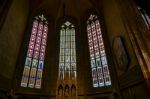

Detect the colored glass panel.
[
  {"left": 59, "top": 21, "right": 76, "bottom": 81},
  {"left": 87, "top": 14, "right": 111, "bottom": 87},
  {"left": 21, "top": 14, "right": 48, "bottom": 89}
]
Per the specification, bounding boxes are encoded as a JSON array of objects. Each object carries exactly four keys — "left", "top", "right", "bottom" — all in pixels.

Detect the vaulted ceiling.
[
  {"left": 29, "top": 0, "right": 96, "bottom": 21},
  {"left": 29, "top": 0, "right": 150, "bottom": 22}
]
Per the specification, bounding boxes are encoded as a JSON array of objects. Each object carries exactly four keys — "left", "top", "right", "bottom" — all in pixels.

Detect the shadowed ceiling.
[
  {"left": 29, "top": 0, "right": 150, "bottom": 21},
  {"left": 30, "top": 0, "right": 95, "bottom": 21}
]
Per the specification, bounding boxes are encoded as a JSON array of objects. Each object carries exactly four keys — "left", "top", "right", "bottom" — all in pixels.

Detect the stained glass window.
[
  {"left": 21, "top": 14, "right": 48, "bottom": 89},
  {"left": 87, "top": 14, "right": 111, "bottom": 87},
  {"left": 59, "top": 21, "right": 76, "bottom": 81},
  {"left": 137, "top": 6, "right": 150, "bottom": 29}
]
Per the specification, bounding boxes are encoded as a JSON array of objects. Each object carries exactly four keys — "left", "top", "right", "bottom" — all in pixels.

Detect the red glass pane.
[
  {"left": 36, "top": 37, "right": 41, "bottom": 44},
  {"left": 27, "top": 49, "right": 33, "bottom": 57},
  {"left": 88, "top": 31, "right": 91, "bottom": 37},
  {"left": 87, "top": 25, "right": 91, "bottom": 30},
  {"left": 38, "top": 23, "right": 43, "bottom": 30},
  {"left": 40, "top": 45, "right": 45, "bottom": 52},
  {"left": 94, "top": 44, "right": 98, "bottom": 49},
  {"left": 33, "top": 21, "right": 38, "bottom": 28},
  {"left": 89, "top": 45, "right": 93, "bottom": 51},
  {"left": 88, "top": 40, "right": 92, "bottom": 44},
  {"left": 32, "top": 27, "right": 37, "bottom": 35},
  {"left": 35, "top": 43, "right": 40, "bottom": 51},
  {"left": 97, "top": 32, "right": 102, "bottom": 38},
  {"left": 95, "top": 50, "right": 99, "bottom": 55},
  {"left": 42, "top": 32, "right": 47, "bottom": 39},
  {"left": 29, "top": 41, "right": 34, "bottom": 49},
  {"left": 99, "top": 41, "right": 103, "bottom": 46},
  {"left": 99, "top": 38, "right": 103, "bottom": 43},
  {"left": 37, "top": 30, "right": 42, "bottom": 37},
  {"left": 30, "top": 35, "right": 36, "bottom": 42},
  {"left": 89, "top": 42, "right": 93, "bottom": 47},
  {"left": 93, "top": 34, "right": 96, "bottom": 39},
  {"left": 96, "top": 28, "right": 101, "bottom": 34},
  {"left": 44, "top": 25, "right": 48, "bottom": 32},
  {"left": 40, "top": 52, "right": 45, "bottom": 60},
  {"left": 42, "top": 38, "right": 46, "bottom": 45},
  {"left": 33, "top": 50, "right": 39, "bottom": 59},
  {"left": 88, "top": 36, "right": 92, "bottom": 42}
]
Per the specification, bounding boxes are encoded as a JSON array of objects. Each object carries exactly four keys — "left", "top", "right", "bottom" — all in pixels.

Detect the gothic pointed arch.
[
  {"left": 71, "top": 85, "right": 76, "bottom": 99},
  {"left": 58, "top": 85, "right": 63, "bottom": 98},
  {"left": 56, "top": 17, "right": 78, "bottom": 99},
  {"left": 20, "top": 14, "right": 48, "bottom": 89},
  {"left": 85, "top": 9, "right": 112, "bottom": 87}
]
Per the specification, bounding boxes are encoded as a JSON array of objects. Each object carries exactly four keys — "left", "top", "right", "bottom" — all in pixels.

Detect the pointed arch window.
[
  {"left": 58, "top": 21, "right": 76, "bottom": 81},
  {"left": 21, "top": 14, "right": 48, "bottom": 88},
  {"left": 87, "top": 14, "right": 111, "bottom": 87}
]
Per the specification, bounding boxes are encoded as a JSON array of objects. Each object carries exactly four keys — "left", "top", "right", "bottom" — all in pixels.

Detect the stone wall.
[{"left": 0, "top": 0, "right": 29, "bottom": 91}]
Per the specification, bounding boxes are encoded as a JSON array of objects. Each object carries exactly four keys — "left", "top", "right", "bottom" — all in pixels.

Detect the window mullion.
[
  {"left": 90, "top": 22, "right": 99, "bottom": 87},
  {"left": 93, "top": 20, "right": 105, "bottom": 87}
]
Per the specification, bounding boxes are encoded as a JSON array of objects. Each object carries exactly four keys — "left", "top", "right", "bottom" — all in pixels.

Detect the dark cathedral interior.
[{"left": 0, "top": 0, "right": 150, "bottom": 99}]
